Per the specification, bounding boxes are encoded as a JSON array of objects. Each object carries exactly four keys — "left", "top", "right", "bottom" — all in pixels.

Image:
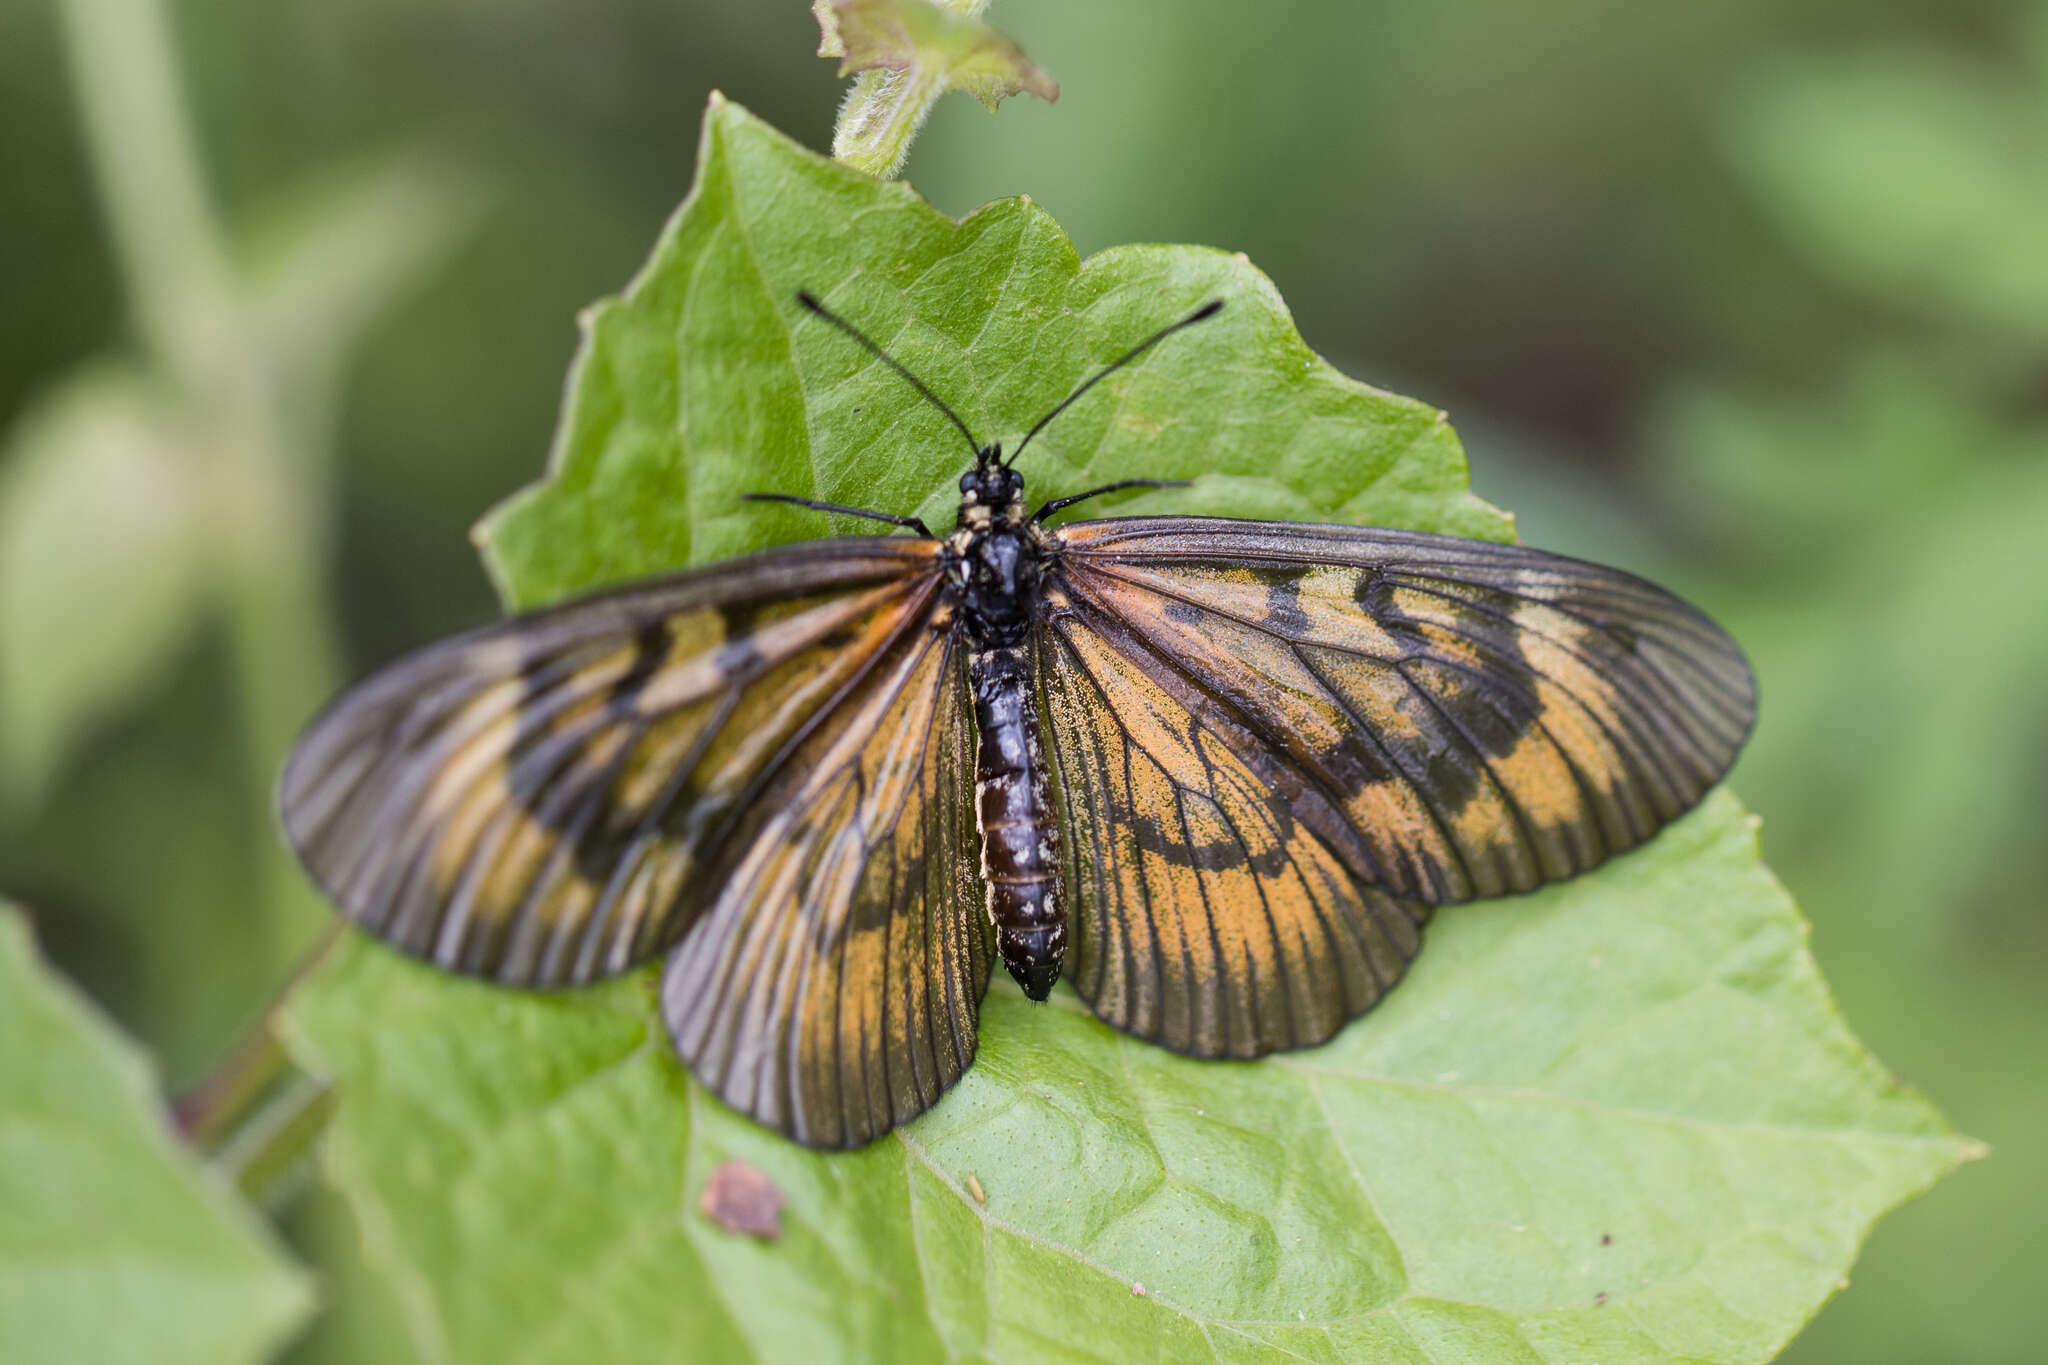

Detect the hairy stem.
[
  {"left": 828, "top": 0, "right": 992, "bottom": 179},
  {"left": 833, "top": 64, "right": 953, "bottom": 178}
]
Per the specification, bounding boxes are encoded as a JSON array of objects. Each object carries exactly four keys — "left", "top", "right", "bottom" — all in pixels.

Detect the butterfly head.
[
  {"left": 957, "top": 451, "right": 1026, "bottom": 529},
  {"left": 793, "top": 287, "right": 1222, "bottom": 538}
]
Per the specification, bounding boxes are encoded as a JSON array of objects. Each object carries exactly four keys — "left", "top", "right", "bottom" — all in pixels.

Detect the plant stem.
[
  {"left": 58, "top": 0, "right": 347, "bottom": 1184},
  {"left": 175, "top": 925, "right": 344, "bottom": 1207},
  {"left": 57, "top": 0, "right": 343, "bottom": 976},
  {"left": 834, "top": 64, "right": 954, "bottom": 178},
  {"left": 54, "top": 0, "right": 235, "bottom": 387}
]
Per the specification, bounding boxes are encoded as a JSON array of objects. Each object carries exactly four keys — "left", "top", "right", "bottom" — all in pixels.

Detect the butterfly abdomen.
[{"left": 968, "top": 642, "right": 1065, "bottom": 1001}]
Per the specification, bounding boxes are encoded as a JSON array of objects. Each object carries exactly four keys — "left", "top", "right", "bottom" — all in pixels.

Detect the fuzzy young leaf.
[
  {"left": 0, "top": 903, "right": 311, "bottom": 1364},
  {"left": 818, "top": 0, "right": 1057, "bottom": 108},
  {"left": 289, "top": 99, "right": 1971, "bottom": 1364},
  {"left": 814, "top": 0, "right": 1057, "bottom": 178}
]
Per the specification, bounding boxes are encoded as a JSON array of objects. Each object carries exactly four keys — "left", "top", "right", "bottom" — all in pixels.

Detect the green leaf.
[
  {"left": 289, "top": 99, "right": 1971, "bottom": 1363},
  {"left": 0, "top": 365, "right": 211, "bottom": 807},
  {"left": 815, "top": 0, "right": 1057, "bottom": 178},
  {"left": 0, "top": 902, "right": 311, "bottom": 1364},
  {"left": 287, "top": 794, "right": 1969, "bottom": 1365}
]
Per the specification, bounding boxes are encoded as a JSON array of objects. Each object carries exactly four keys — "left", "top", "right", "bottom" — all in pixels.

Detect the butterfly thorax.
[
  {"left": 946, "top": 461, "right": 1048, "bottom": 648},
  {"left": 944, "top": 459, "right": 1066, "bottom": 1000}
]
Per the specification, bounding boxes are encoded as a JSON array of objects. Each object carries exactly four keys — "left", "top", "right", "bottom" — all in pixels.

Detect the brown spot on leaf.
[{"left": 699, "top": 1158, "right": 786, "bottom": 1240}]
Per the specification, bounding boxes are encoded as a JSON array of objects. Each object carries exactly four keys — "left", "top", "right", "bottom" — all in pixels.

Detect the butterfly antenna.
[
  {"left": 796, "top": 290, "right": 985, "bottom": 461},
  {"left": 1005, "top": 299, "right": 1224, "bottom": 468}
]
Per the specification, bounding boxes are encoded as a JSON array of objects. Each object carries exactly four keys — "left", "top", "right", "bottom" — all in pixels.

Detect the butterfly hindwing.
[
  {"left": 279, "top": 539, "right": 950, "bottom": 989},
  {"left": 1051, "top": 516, "right": 1756, "bottom": 907},
  {"left": 660, "top": 617, "right": 990, "bottom": 1148},
  {"left": 1039, "top": 581, "right": 1434, "bottom": 1059}
]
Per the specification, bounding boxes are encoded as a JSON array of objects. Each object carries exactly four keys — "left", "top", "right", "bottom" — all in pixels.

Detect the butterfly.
[{"left": 281, "top": 291, "right": 1755, "bottom": 1148}]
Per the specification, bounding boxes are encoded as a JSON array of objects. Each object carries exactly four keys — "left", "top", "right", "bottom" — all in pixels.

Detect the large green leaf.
[
  {"left": 0, "top": 902, "right": 311, "bottom": 1364},
  {"left": 285, "top": 98, "right": 1971, "bottom": 1364}
]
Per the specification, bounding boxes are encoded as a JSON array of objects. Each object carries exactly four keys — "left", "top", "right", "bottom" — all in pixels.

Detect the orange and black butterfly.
[{"left": 281, "top": 293, "right": 1754, "bottom": 1148}]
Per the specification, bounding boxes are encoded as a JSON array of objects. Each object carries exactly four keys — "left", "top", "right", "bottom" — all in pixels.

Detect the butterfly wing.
[
  {"left": 1040, "top": 515, "right": 1755, "bottom": 1057},
  {"left": 660, "top": 618, "right": 991, "bottom": 1147},
  {"left": 279, "top": 538, "right": 958, "bottom": 988}
]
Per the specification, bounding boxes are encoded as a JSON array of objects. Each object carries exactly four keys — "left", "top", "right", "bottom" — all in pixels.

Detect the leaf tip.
[{"left": 811, "top": 0, "right": 843, "bottom": 58}]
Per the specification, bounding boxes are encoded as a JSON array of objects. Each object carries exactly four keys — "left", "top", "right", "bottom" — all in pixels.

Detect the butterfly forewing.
[
  {"left": 660, "top": 616, "right": 990, "bottom": 1148},
  {"left": 1050, "top": 517, "right": 1756, "bottom": 912},
  {"left": 279, "top": 539, "right": 950, "bottom": 989}
]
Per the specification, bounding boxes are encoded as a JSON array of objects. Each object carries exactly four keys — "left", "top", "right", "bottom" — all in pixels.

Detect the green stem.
[
  {"left": 220, "top": 502, "right": 348, "bottom": 958},
  {"left": 58, "top": 0, "right": 347, "bottom": 1179},
  {"left": 57, "top": 0, "right": 343, "bottom": 975},
  {"left": 210, "top": 380, "right": 347, "bottom": 959},
  {"left": 833, "top": 64, "right": 954, "bottom": 178},
  {"left": 175, "top": 926, "right": 344, "bottom": 1207},
  {"left": 54, "top": 0, "right": 236, "bottom": 387}
]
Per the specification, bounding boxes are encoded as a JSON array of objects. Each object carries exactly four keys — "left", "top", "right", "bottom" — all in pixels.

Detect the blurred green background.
[{"left": 2, "top": 0, "right": 2042, "bottom": 1360}]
